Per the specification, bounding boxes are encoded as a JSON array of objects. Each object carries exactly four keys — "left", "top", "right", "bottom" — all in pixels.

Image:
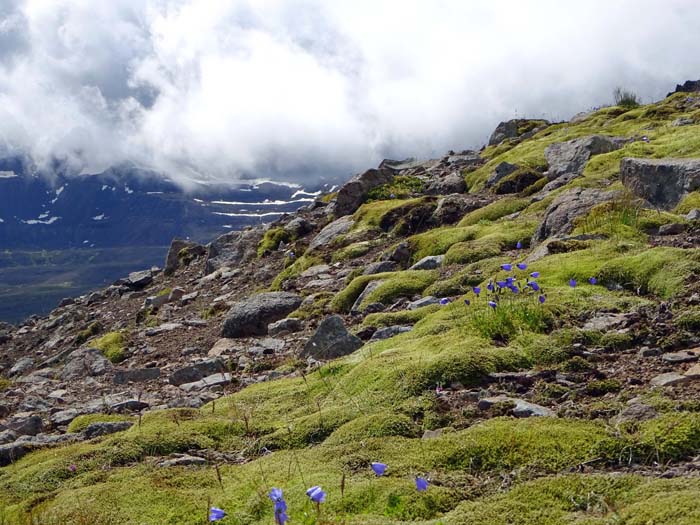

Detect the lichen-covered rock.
[
  {"left": 488, "top": 119, "right": 549, "bottom": 146},
  {"left": 409, "top": 255, "right": 444, "bottom": 270},
  {"left": 301, "top": 315, "right": 362, "bottom": 360},
  {"left": 425, "top": 171, "right": 466, "bottom": 195},
  {"left": 61, "top": 348, "right": 112, "bottom": 380},
  {"left": 205, "top": 228, "right": 262, "bottom": 275},
  {"left": 621, "top": 157, "right": 700, "bottom": 209},
  {"left": 169, "top": 359, "right": 227, "bottom": 386},
  {"left": 164, "top": 239, "right": 206, "bottom": 275},
  {"left": 222, "top": 292, "right": 302, "bottom": 337},
  {"left": 545, "top": 135, "right": 625, "bottom": 181},
  {"left": 308, "top": 216, "right": 354, "bottom": 251},
  {"left": 328, "top": 168, "right": 394, "bottom": 216}
]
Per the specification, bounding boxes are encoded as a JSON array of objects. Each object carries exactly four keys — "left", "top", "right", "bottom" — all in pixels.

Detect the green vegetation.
[
  {"left": 675, "top": 191, "right": 700, "bottom": 214},
  {"left": 614, "top": 86, "right": 641, "bottom": 109},
  {"left": 257, "top": 227, "right": 295, "bottom": 257},
  {"left": 0, "top": 377, "right": 11, "bottom": 391},
  {"left": 66, "top": 413, "right": 134, "bottom": 434},
  {"left": 74, "top": 321, "right": 101, "bottom": 346},
  {"left": 92, "top": 331, "right": 127, "bottom": 363},
  {"left": 366, "top": 175, "right": 425, "bottom": 201},
  {"left": 270, "top": 254, "right": 322, "bottom": 290},
  {"left": 362, "top": 304, "right": 441, "bottom": 328},
  {"left": 331, "top": 270, "right": 438, "bottom": 312}
]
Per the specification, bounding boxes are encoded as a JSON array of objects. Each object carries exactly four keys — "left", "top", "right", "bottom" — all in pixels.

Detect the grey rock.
[
  {"left": 686, "top": 209, "right": 700, "bottom": 220},
  {"left": 421, "top": 429, "right": 444, "bottom": 439},
  {"left": 49, "top": 409, "right": 81, "bottom": 427},
  {"left": 477, "top": 396, "right": 554, "bottom": 417},
  {"left": 222, "top": 292, "right": 302, "bottom": 338},
  {"left": 672, "top": 117, "right": 695, "bottom": 127},
  {"left": 126, "top": 269, "right": 153, "bottom": 290},
  {"left": 61, "top": 348, "right": 112, "bottom": 380},
  {"left": 83, "top": 421, "right": 134, "bottom": 439},
  {"left": 545, "top": 135, "right": 624, "bottom": 180},
  {"left": 308, "top": 216, "right": 355, "bottom": 251},
  {"left": 426, "top": 171, "right": 466, "bottom": 195},
  {"left": 111, "top": 400, "right": 149, "bottom": 412},
  {"left": 363, "top": 261, "right": 398, "bottom": 275},
  {"left": 169, "top": 359, "right": 227, "bottom": 386},
  {"left": 144, "top": 294, "right": 169, "bottom": 309},
  {"left": 615, "top": 403, "right": 657, "bottom": 424},
  {"left": 284, "top": 217, "right": 314, "bottom": 237},
  {"left": 0, "top": 442, "right": 27, "bottom": 466},
  {"left": 621, "top": 157, "right": 700, "bottom": 209},
  {"left": 431, "top": 194, "right": 493, "bottom": 225},
  {"left": 667, "top": 79, "right": 700, "bottom": 97},
  {"left": 485, "top": 162, "right": 519, "bottom": 188},
  {"left": 301, "top": 315, "right": 363, "bottom": 360},
  {"left": 6, "top": 415, "right": 43, "bottom": 436},
  {"left": 650, "top": 372, "right": 691, "bottom": 387},
  {"left": 144, "top": 322, "right": 183, "bottom": 336},
  {"left": 0, "top": 429, "right": 18, "bottom": 445},
  {"left": 351, "top": 280, "right": 384, "bottom": 314},
  {"left": 488, "top": 119, "right": 549, "bottom": 146},
  {"left": 205, "top": 228, "right": 263, "bottom": 275},
  {"left": 164, "top": 239, "right": 205, "bottom": 275},
  {"left": 329, "top": 168, "right": 394, "bottom": 216},
  {"left": 583, "top": 314, "right": 630, "bottom": 331},
  {"left": 639, "top": 347, "right": 662, "bottom": 357},
  {"left": 370, "top": 325, "right": 413, "bottom": 341},
  {"left": 268, "top": 318, "right": 302, "bottom": 336},
  {"left": 87, "top": 291, "right": 104, "bottom": 305},
  {"left": 113, "top": 367, "right": 161, "bottom": 385},
  {"left": 300, "top": 264, "right": 331, "bottom": 278},
  {"left": 409, "top": 255, "right": 444, "bottom": 270},
  {"left": 386, "top": 242, "right": 411, "bottom": 265},
  {"left": 661, "top": 350, "right": 699, "bottom": 364},
  {"left": 532, "top": 188, "right": 617, "bottom": 242},
  {"left": 158, "top": 454, "right": 207, "bottom": 467},
  {"left": 407, "top": 296, "right": 441, "bottom": 310},
  {"left": 180, "top": 373, "right": 232, "bottom": 392},
  {"left": 9, "top": 357, "right": 33, "bottom": 376},
  {"left": 658, "top": 223, "right": 687, "bottom": 235}
]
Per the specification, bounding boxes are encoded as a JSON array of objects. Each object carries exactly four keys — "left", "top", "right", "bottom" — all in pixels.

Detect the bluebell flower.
[
  {"left": 517, "top": 263, "right": 527, "bottom": 270},
  {"left": 509, "top": 285, "right": 519, "bottom": 294},
  {"left": 306, "top": 486, "right": 327, "bottom": 503},
  {"left": 516, "top": 241, "right": 523, "bottom": 249},
  {"left": 289, "top": 251, "right": 295, "bottom": 259},
  {"left": 530, "top": 272, "right": 540, "bottom": 278},
  {"left": 496, "top": 280, "right": 506, "bottom": 289},
  {"left": 371, "top": 462, "right": 387, "bottom": 476},
  {"left": 464, "top": 298, "right": 470, "bottom": 306},
  {"left": 488, "top": 301, "right": 498, "bottom": 309},
  {"left": 487, "top": 280, "right": 494, "bottom": 292},
  {"left": 589, "top": 277, "right": 597, "bottom": 285},
  {"left": 528, "top": 281, "right": 540, "bottom": 291},
  {"left": 538, "top": 295, "right": 546, "bottom": 304},
  {"left": 415, "top": 477, "right": 429, "bottom": 492},
  {"left": 473, "top": 286, "right": 481, "bottom": 296},
  {"left": 439, "top": 298, "right": 450, "bottom": 305},
  {"left": 269, "top": 488, "right": 288, "bottom": 525},
  {"left": 505, "top": 277, "right": 514, "bottom": 285},
  {"left": 501, "top": 264, "right": 513, "bottom": 271},
  {"left": 569, "top": 279, "right": 577, "bottom": 288},
  {"left": 209, "top": 507, "right": 226, "bottom": 522}
]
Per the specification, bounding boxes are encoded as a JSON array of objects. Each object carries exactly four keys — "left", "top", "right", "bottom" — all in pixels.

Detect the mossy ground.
[
  {"left": 4, "top": 95, "right": 700, "bottom": 523},
  {"left": 91, "top": 331, "right": 128, "bottom": 363}
]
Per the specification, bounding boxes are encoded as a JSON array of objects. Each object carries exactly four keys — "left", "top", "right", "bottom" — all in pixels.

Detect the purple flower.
[
  {"left": 501, "top": 264, "right": 513, "bottom": 272},
  {"left": 306, "top": 486, "right": 327, "bottom": 504},
  {"left": 496, "top": 280, "right": 506, "bottom": 289},
  {"left": 538, "top": 295, "right": 546, "bottom": 304},
  {"left": 288, "top": 251, "right": 295, "bottom": 259},
  {"left": 439, "top": 298, "right": 450, "bottom": 305},
  {"left": 517, "top": 263, "right": 527, "bottom": 270},
  {"left": 209, "top": 507, "right": 226, "bottom": 522},
  {"left": 487, "top": 280, "right": 495, "bottom": 292},
  {"left": 509, "top": 285, "right": 519, "bottom": 294},
  {"left": 371, "top": 462, "right": 387, "bottom": 476},
  {"left": 516, "top": 241, "right": 523, "bottom": 250},
  {"left": 464, "top": 298, "right": 470, "bottom": 306},
  {"left": 473, "top": 287, "right": 481, "bottom": 296},
  {"left": 505, "top": 277, "right": 514, "bottom": 285},
  {"left": 530, "top": 272, "right": 540, "bottom": 278},
  {"left": 68, "top": 464, "right": 77, "bottom": 473},
  {"left": 528, "top": 281, "right": 540, "bottom": 291},
  {"left": 415, "top": 477, "right": 429, "bottom": 492},
  {"left": 269, "top": 488, "right": 288, "bottom": 525},
  {"left": 569, "top": 279, "right": 577, "bottom": 288},
  {"left": 589, "top": 277, "right": 597, "bottom": 285},
  {"left": 488, "top": 301, "right": 498, "bottom": 309}
]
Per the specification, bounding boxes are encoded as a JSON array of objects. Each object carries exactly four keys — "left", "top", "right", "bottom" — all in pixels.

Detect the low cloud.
[{"left": 0, "top": 0, "right": 698, "bottom": 185}]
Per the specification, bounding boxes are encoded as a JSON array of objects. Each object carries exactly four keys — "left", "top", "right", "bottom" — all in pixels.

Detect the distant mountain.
[{"left": 0, "top": 157, "right": 329, "bottom": 322}]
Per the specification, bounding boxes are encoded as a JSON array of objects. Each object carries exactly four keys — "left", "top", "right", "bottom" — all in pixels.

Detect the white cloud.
[{"left": 0, "top": 0, "right": 699, "bottom": 185}]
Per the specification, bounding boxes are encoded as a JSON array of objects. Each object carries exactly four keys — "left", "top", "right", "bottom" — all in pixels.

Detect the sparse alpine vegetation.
[{"left": 3, "top": 83, "right": 700, "bottom": 524}]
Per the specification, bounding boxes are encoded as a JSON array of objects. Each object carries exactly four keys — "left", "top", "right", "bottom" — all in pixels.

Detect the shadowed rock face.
[
  {"left": 488, "top": 119, "right": 550, "bottom": 146},
  {"left": 621, "top": 157, "right": 700, "bottom": 209},
  {"left": 205, "top": 229, "right": 263, "bottom": 275},
  {"left": 301, "top": 315, "right": 362, "bottom": 360},
  {"left": 328, "top": 168, "right": 394, "bottom": 217},
  {"left": 222, "top": 292, "right": 302, "bottom": 338},
  {"left": 667, "top": 79, "right": 700, "bottom": 97},
  {"left": 544, "top": 135, "right": 625, "bottom": 181}
]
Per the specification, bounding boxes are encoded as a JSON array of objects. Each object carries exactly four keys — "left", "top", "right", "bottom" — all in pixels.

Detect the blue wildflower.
[
  {"left": 306, "top": 486, "right": 327, "bottom": 503},
  {"left": 269, "top": 488, "right": 288, "bottom": 525},
  {"left": 528, "top": 281, "right": 540, "bottom": 291},
  {"left": 439, "top": 298, "right": 450, "bottom": 305},
  {"left": 569, "top": 279, "right": 577, "bottom": 288},
  {"left": 473, "top": 286, "right": 481, "bottom": 296},
  {"left": 509, "top": 285, "right": 519, "bottom": 294},
  {"left": 464, "top": 298, "right": 470, "bottom": 306},
  {"left": 488, "top": 301, "right": 498, "bottom": 309},
  {"left": 517, "top": 263, "right": 527, "bottom": 270},
  {"left": 371, "top": 462, "right": 387, "bottom": 476},
  {"left": 487, "top": 280, "right": 494, "bottom": 292},
  {"left": 501, "top": 263, "right": 513, "bottom": 271},
  {"left": 530, "top": 271, "right": 540, "bottom": 278},
  {"left": 496, "top": 280, "right": 506, "bottom": 289},
  {"left": 589, "top": 277, "right": 597, "bottom": 285},
  {"left": 209, "top": 507, "right": 226, "bottom": 522},
  {"left": 415, "top": 477, "right": 429, "bottom": 492},
  {"left": 505, "top": 276, "right": 514, "bottom": 285},
  {"left": 516, "top": 241, "right": 522, "bottom": 249},
  {"left": 538, "top": 295, "right": 546, "bottom": 304}
]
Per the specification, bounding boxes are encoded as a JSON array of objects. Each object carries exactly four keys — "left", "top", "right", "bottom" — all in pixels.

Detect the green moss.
[
  {"left": 365, "top": 175, "right": 424, "bottom": 201},
  {"left": 66, "top": 414, "right": 134, "bottom": 434},
  {"left": 325, "top": 414, "right": 419, "bottom": 445},
  {"left": 75, "top": 321, "right": 101, "bottom": 346},
  {"left": 155, "top": 287, "right": 172, "bottom": 298},
  {"left": 675, "top": 191, "right": 700, "bottom": 214},
  {"left": 331, "top": 270, "right": 438, "bottom": 313},
  {"left": 288, "top": 292, "right": 333, "bottom": 320},
  {"left": 270, "top": 254, "right": 321, "bottom": 290},
  {"left": 362, "top": 304, "right": 441, "bottom": 328},
  {"left": 0, "top": 377, "right": 11, "bottom": 391},
  {"left": 677, "top": 309, "right": 700, "bottom": 331},
  {"left": 331, "top": 241, "right": 373, "bottom": 262},
  {"left": 585, "top": 379, "right": 622, "bottom": 396},
  {"left": 458, "top": 197, "right": 530, "bottom": 227},
  {"left": 352, "top": 197, "right": 428, "bottom": 232},
  {"left": 92, "top": 331, "right": 127, "bottom": 363},
  {"left": 257, "top": 227, "right": 294, "bottom": 257}
]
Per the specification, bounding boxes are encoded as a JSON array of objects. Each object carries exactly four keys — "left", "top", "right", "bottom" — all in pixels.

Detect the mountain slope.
[{"left": 1, "top": 89, "right": 700, "bottom": 524}]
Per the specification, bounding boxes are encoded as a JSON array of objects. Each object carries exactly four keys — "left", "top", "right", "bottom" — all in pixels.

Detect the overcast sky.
[{"left": 0, "top": 0, "right": 698, "bottom": 185}]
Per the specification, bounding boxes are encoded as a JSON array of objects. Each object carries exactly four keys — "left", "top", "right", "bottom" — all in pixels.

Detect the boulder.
[
  {"left": 425, "top": 172, "right": 466, "bottom": 195},
  {"left": 385, "top": 242, "right": 411, "bottom": 266},
  {"left": 49, "top": 409, "right": 81, "bottom": 427},
  {"left": 5, "top": 415, "right": 43, "bottom": 436},
  {"left": 126, "top": 270, "right": 153, "bottom": 290},
  {"left": 204, "top": 228, "right": 263, "bottom": 275},
  {"left": 9, "top": 357, "right": 33, "bottom": 377},
  {"left": 0, "top": 429, "right": 17, "bottom": 445},
  {"left": 329, "top": 168, "right": 394, "bottom": 216},
  {"left": 351, "top": 280, "right": 384, "bottom": 314},
  {"left": 113, "top": 367, "right": 161, "bottom": 385},
  {"left": 620, "top": 157, "right": 700, "bottom": 209},
  {"left": 83, "top": 421, "right": 134, "bottom": 439},
  {"left": 658, "top": 223, "right": 686, "bottom": 235},
  {"left": 687, "top": 209, "right": 700, "bottom": 221},
  {"left": 615, "top": 403, "right": 657, "bottom": 424},
  {"left": 488, "top": 119, "right": 549, "bottom": 146},
  {"left": 164, "top": 239, "right": 205, "bottom": 276},
  {"left": 370, "top": 325, "right": 412, "bottom": 341},
  {"left": 308, "top": 216, "right": 355, "bottom": 251},
  {"left": 431, "top": 194, "right": 493, "bottom": 225},
  {"left": 650, "top": 372, "right": 691, "bottom": 387},
  {"left": 363, "top": 261, "right": 398, "bottom": 275},
  {"left": 301, "top": 315, "right": 363, "bottom": 360},
  {"left": 477, "top": 396, "right": 554, "bottom": 417},
  {"left": 169, "top": 359, "right": 227, "bottom": 386},
  {"left": 532, "top": 188, "right": 617, "bottom": 243},
  {"left": 409, "top": 255, "right": 444, "bottom": 270},
  {"left": 284, "top": 217, "right": 315, "bottom": 237},
  {"left": 667, "top": 79, "right": 700, "bottom": 97},
  {"left": 407, "top": 296, "right": 441, "bottom": 310},
  {"left": 545, "top": 135, "right": 624, "bottom": 181},
  {"left": 111, "top": 400, "right": 149, "bottom": 413},
  {"left": 222, "top": 292, "right": 302, "bottom": 338},
  {"left": 61, "top": 348, "right": 112, "bottom": 380},
  {"left": 0, "top": 442, "right": 27, "bottom": 466},
  {"left": 158, "top": 454, "right": 207, "bottom": 467},
  {"left": 485, "top": 162, "right": 519, "bottom": 188},
  {"left": 268, "top": 318, "right": 303, "bottom": 336},
  {"left": 180, "top": 373, "right": 232, "bottom": 392}
]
